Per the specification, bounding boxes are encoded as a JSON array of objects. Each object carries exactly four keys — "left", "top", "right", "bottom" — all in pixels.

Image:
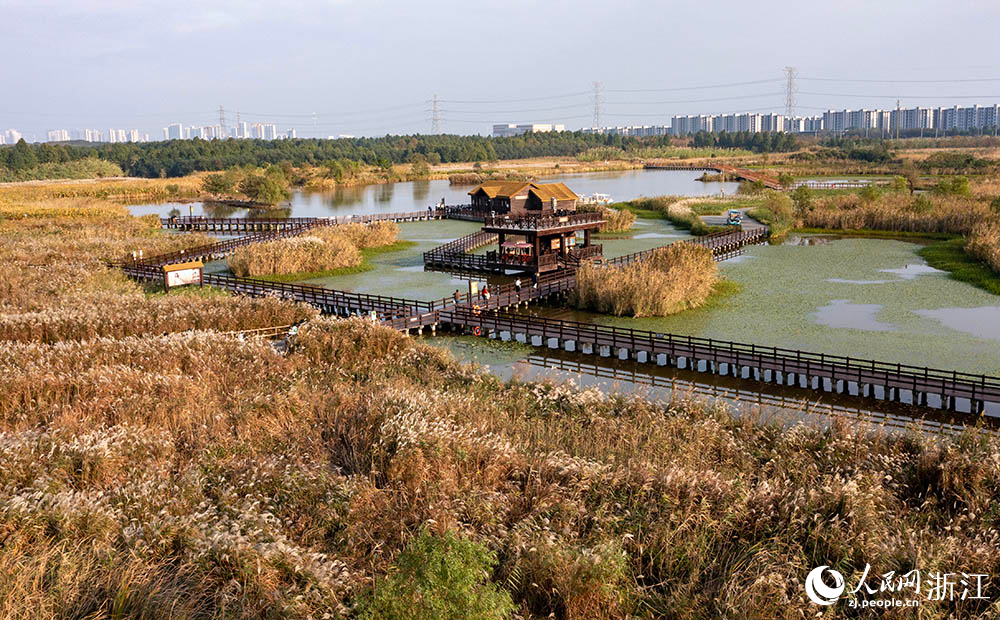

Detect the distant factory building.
[{"left": 492, "top": 123, "right": 565, "bottom": 137}]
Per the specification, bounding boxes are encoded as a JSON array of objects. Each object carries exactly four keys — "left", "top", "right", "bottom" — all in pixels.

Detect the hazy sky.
[{"left": 3, "top": 0, "right": 1000, "bottom": 139}]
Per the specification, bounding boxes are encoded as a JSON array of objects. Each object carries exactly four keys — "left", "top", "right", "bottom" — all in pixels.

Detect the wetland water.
[{"left": 128, "top": 169, "right": 741, "bottom": 219}]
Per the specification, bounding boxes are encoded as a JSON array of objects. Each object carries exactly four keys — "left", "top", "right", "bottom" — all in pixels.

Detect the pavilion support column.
[{"left": 584, "top": 229, "right": 592, "bottom": 247}]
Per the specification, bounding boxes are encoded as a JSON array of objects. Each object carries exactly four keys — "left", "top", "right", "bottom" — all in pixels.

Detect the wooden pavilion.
[{"left": 468, "top": 181, "right": 579, "bottom": 216}]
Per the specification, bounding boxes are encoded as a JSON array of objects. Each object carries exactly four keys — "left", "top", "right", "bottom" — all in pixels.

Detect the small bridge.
[
  {"left": 437, "top": 308, "right": 1000, "bottom": 414},
  {"left": 645, "top": 162, "right": 783, "bottom": 190}
]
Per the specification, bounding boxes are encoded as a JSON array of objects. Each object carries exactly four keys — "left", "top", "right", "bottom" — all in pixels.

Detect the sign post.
[{"left": 161, "top": 260, "right": 204, "bottom": 292}]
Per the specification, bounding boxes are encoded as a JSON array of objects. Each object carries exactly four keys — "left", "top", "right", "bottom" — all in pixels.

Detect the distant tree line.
[
  {"left": 0, "top": 132, "right": 649, "bottom": 178},
  {"left": 687, "top": 131, "right": 798, "bottom": 153}
]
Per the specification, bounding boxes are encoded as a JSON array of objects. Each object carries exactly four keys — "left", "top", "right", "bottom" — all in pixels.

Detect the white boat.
[{"left": 577, "top": 193, "right": 612, "bottom": 205}]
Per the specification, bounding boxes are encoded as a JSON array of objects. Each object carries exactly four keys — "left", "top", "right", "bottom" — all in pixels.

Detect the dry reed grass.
[
  {"left": 1, "top": 318, "right": 997, "bottom": 619},
  {"left": 966, "top": 217, "right": 1000, "bottom": 272},
  {"left": 803, "top": 192, "right": 991, "bottom": 234},
  {"left": 227, "top": 222, "right": 399, "bottom": 277},
  {"left": 0, "top": 175, "right": 204, "bottom": 204},
  {"left": 228, "top": 234, "right": 361, "bottom": 277},
  {"left": 2, "top": 185, "right": 999, "bottom": 618},
  {"left": 578, "top": 204, "right": 636, "bottom": 232},
  {"left": 571, "top": 244, "right": 717, "bottom": 316}
]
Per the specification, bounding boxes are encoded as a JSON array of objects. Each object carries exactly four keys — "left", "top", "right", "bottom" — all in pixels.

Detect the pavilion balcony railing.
[{"left": 484, "top": 211, "right": 604, "bottom": 231}]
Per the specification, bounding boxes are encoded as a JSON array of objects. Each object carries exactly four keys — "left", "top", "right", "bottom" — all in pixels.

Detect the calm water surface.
[{"left": 128, "top": 169, "right": 741, "bottom": 218}]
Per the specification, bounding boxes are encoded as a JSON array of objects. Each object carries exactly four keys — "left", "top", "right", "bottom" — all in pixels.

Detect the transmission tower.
[
  {"left": 218, "top": 105, "right": 226, "bottom": 136},
  {"left": 431, "top": 95, "right": 442, "bottom": 134},
  {"left": 592, "top": 82, "right": 604, "bottom": 129},
  {"left": 783, "top": 66, "right": 798, "bottom": 120}
]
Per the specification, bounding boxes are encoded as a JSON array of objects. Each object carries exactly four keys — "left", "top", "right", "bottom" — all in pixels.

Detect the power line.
[
  {"left": 799, "top": 91, "right": 1000, "bottom": 99},
  {"left": 435, "top": 91, "right": 591, "bottom": 104},
  {"left": 606, "top": 78, "right": 783, "bottom": 93},
  {"left": 801, "top": 76, "right": 1000, "bottom": 84},
  {"left": 604, "top": 92, "right": 784, "bottom": 105}
]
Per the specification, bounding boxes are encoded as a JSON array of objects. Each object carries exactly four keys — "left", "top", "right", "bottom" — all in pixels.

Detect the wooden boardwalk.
[
  {"left": 437, "top": 308, "right": 1000, "bottom": 413},
  {"left": 644, "top": 162, "right": 783, "bottom": 190},
  {"left": 161, "top": 209, "right": 447, "bottom": 232},
  {"left": 117, "top": 209, "right": 1000, "bottom": 417}
]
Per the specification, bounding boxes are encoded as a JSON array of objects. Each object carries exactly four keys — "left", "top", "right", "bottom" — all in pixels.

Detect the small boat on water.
[{"left": 577, "top": 192, "right": 612, "bottom": 206}]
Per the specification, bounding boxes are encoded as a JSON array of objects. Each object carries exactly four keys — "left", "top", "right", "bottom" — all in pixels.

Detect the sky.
[{"left": 3, "top": 0, "right": 1000, "bottom": 139}]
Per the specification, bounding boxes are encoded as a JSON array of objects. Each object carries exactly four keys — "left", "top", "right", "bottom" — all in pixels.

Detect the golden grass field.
[{"left": 0, "top": 170, "right": 999, "bottom": 619}]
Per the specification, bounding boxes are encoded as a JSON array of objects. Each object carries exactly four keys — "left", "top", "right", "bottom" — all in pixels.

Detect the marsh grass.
[
  {"left": 3, "top": 182, "right": 1000, "bottom": 619},
  {"left": 966, "top": 218, "right": 1000, "bottom": 274},
  {"left": 228, "top": 222, "right": 401, "bottom": 278},
  {"left": 578, "top": 204, "right": 636, "bottom": 233},
  {"left": 1, "top": 318, "right": 998, "bottom": 619},
  {"left": 571, "top": 244, "right": 718, "bottom": 317},
  {"left": 803, "top": 192, "right": 991, "bottom": 235}
]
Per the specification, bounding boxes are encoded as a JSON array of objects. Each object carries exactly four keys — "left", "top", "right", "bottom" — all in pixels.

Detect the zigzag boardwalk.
[
  {"left": 160, "top": 209, "right": 447, "bottom": 232},
  {"left": 116, "top": 212, "right": 1000, "bottom": 418},
  {"left": 437, "top": 308, "right": 1000, "bottom": 414}
]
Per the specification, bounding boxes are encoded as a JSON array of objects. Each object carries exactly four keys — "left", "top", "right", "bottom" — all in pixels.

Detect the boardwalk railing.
[
  {"left": 483, "top": 211, "right": 604, "bottom": 231},
  {"left": 439, "top": 308, "right": 1000, "bottom": 409},
  {"left": 161, "top": 209, "right": 446, "bottom": 232},
  {"left": 645, "top": 162, "right": 783, "bottom": 190},
  {"left": 602, "top": 228, "right": 768, "bottom": 267}
]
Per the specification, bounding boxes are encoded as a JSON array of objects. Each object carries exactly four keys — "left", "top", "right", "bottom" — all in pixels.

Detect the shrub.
[
  {"left": 570, "top": 243, "right": 717, "bottom": 317},
  {"left": 932, "top": 176, "right": 972, "bottom": 197},
  {"left": 360, "top": 530, "right": 514, "bottom": 620}
]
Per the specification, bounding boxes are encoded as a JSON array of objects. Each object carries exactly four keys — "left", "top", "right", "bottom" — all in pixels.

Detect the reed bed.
[
  {"left": 0, "top": 175, "right": 204, "bottom": 204},
  {"left": 313, "top": 221, "right": 399, "bottom": 249},
  {"left": 227, "top": 222, "right": 399, "bottom": 277},
  {"left": 571, "top": 244, "right": 717, "bottom": 317},
  {"left": 577, "top": 204, "right": 636, "bottom": 233},
  {"left": 1, "top": 318, "right": 998, "bottom": 619},
  {"left": 803, "top": 193, "right": 991, "bottom": 235},
  {"left": 966, "top": 218, "right": 1000, "bottom": 272},
  {"left": 0, "top": 294, "right": 317, "bottom": 344},
  {"left": 228, "top": 235, "right": 361, "bottom": 277}
]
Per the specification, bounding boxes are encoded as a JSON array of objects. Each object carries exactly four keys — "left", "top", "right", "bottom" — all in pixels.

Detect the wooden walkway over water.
[
  {"left": 117, "top": 208, "right": 1000, "bottom": 417},
  {"left": 160, "top": 209, "right": 447, "bottom": 232},
  {"left": 644, "top": 162, "right": 783, "bottom": 190},
  {"left": 437, "top": 308, "right": 1000, "bottom": 414}
]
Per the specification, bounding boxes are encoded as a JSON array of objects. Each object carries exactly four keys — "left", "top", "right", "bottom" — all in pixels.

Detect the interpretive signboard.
[{"left": 162, "top": 261, "right": 204, "bottom": 290}]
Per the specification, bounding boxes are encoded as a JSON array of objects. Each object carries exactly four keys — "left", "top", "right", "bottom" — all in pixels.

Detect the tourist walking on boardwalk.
[
  {"left": 483, "top": 285, "right": 491, "bottom": 302},
  {"left": 531, "top": 272, "right": 539, "bottom": 288},
  {"left": 514, "top": 278, "right": 522, "bottom": 296},
  {"left": 453, "top": 289, "right": 461, "bottom": 303}
]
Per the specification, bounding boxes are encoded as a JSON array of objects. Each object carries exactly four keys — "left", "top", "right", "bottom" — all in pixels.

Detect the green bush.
[
  {"left": 931, "top": 175, "right": 972, "bottom": 197},
  {"left": 361, "top": 530, "right": 514, "bottom": 620}
]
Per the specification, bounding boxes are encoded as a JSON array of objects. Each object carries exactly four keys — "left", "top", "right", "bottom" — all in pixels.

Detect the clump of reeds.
[
  {"left": 0, "top": 293, "right": 317, "bottom": 343},
  {"left": 577, "top": 204, "right": 636, "bottom": 233},
  {"left": 227, "top": 222, "right": 399, "bottom": 277},
  {"left": 313, "top": 221, "right": 399, "bottom": 249},
  {"left": 803, "top": 193, "right": 991, "bottom": 235},
  {"left": 448, "top": 173, "right": 483, "bottom": 185},
  {"left": 570, "top": 243, "right": 717, "bottom": 316},
  {"left": 966, "top": 217, "right": 1000, "bottom": 272},
  {"left": 228, "top": 234, "right": 360, "bottom": 277}
]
